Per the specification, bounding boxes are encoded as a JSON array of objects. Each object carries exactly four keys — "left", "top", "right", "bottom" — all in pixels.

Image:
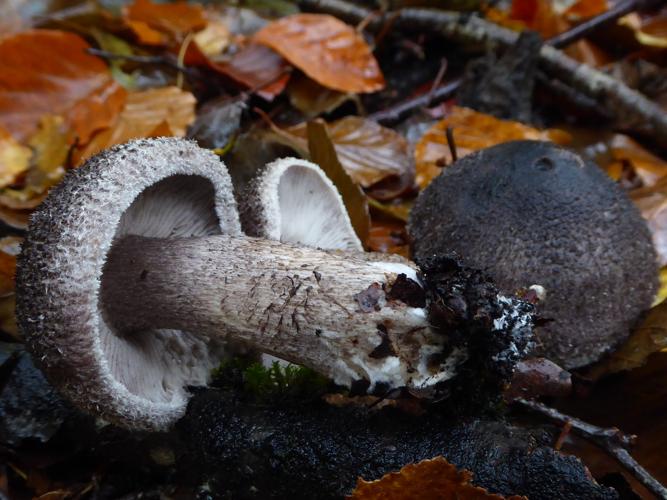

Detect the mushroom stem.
[{"left": 102, "top": 235, "right": 455, "bottom": 394}]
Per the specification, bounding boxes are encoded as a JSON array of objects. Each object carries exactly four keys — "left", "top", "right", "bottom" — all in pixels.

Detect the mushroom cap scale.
[
  {"left": 409, "top": 140, "right": 658, "bottom": 368},
  {"left": 240, "top": 157, "right": 363, "bottom": 251},
  {"left": 17, "top": 138, "right": 241, "bottom": 430}
]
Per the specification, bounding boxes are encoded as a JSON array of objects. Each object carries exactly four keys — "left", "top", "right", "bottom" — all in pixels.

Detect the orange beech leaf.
[
  {"left": 0, "top": 236, "right": 21, "bottom": 298},
  {"left": 607, "top": 134, "right": 667, "bottom": 188},
  {"left": 620, "top": 12, "right": 667, "bottom": 48},
  {"left": 75, "top": 86, "right": 195, "bottom": 164},
  {"left": 414, "top": 106, "right": 570, "bottom": 189},
  {"left": 0, "top": 30, "right": 123, "bottom": 143},
  {"left": 0, "top": 127, "right": 31, "bottom": 190},
  {"left": 123, "top": 0, "right": 206, "bottom": 44},
  {"left": 564, "top": 0, "right": 608, "bottom": 20},
  {"left": 253, "top": 14, "right": 385, "bottom": 94},
  {"left": 186, "top": 43, "right": 290, "bottom": 101},
  {"left": 349, "top": 456, "right": 524, "bottom": 499}
]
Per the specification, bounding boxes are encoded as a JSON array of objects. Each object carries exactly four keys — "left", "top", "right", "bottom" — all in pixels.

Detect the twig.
[
  {"left": 516, "top": 398, "right": 667, "bottom": 499},
  {"left": 86, "top": 48, "right": 191, "bottom": 75},
  {"left": 301, "top": 0, "right": 667, "bottom": 142},
  {"left": 369, "top": 79, "right": 460, "bottom": 123},
  {"left": 445, "top": 126, "right": 457, "bottom": 162}
]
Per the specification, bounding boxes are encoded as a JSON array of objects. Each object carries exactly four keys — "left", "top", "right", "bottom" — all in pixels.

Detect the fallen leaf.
[
  {"left": 287, "top": 74, "right": 354, "bottom": 119},
  {"left": 349, "top": 456, "right": 523, "bottom": 499},
  {"left": 587, "top": 300, "right": 667, "bottom": 379},
  {"left": 188, "top": 97, "right": 244, "bottom": 150},
  {"left": 0, "top": 115, "right": 71, "bottom": 209},
  {"left": 307, "top": 120, "right": 370, "bottom": 245},
  {"left": 0, "top": 127, "right": 31, "bottom": 189},
  {"left": 254, "top": 14, "right": 385, "bottom": 93},
  {"left": 186, "top": 42, "right": 290, "bottom": 101},
  {"left": 631, "top": 176, "right": 667, "bottom": 266},
  {"left": 75, "top": 86, "right": 196, "bottom": 163},
  {"left": 123, "top": 0, "right": 206, "bottom": 45},
  {"left": 0, "top": 30, "right": 123, "bottom": 143},
  {"left": 0, "top": 236, "right": 21, "bottom": 298},
  {"left": 607, "top": 134, "right": 667, "bottom": 188},
  {"left": 564, "top": 0, "right": 608, "bottom": 21},
  {"left": 274, "top": 117, "right": 413, "bottom": 191},
  {"left": 620, "top": 12, "right": 667, "bottom": 49},
  {"left": 414, "top": 106, "right": 570, "bottom": 189},
  {"left": 193, "top": 18, "right": 231, "bottom": 57},
  {"left": 367, "top": 218, "right": 410, "bottom": 258}
]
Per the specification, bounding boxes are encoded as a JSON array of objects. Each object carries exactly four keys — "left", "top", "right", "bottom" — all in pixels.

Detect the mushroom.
[
  {"left": 239, "top": 157, "right": 363, "bottom": 251},
  {"left": 16, "top": 138, "right": 476, "bottom": 430},
  {"left": 409, "top": 140, "right": 658, "bottom": 369}
]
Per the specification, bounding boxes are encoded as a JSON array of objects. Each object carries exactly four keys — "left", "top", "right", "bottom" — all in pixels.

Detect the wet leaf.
[
  {"left": 587, "top": 300, "right": 667, "bottom": 379},
  {"left": 564, "top": 0, "right": 609, "bottom": 21},
  {"left": 186, "top": 42, "right": 290, "bottom": 101},
  {"left": 0, "top": 30, "right": 124, "bottom": 143},
  {"left": 193, "top": 19, "right": 231, "bottom": 57},
  {"left": 75, "top": 86, "right": 196, "bottom": 164},
  {"left": 414, "top": 106, "right": 570, "bottom": 189},
  {"left": 606, "top": 134, "right": 667, "bottom": 188},
  {"left": 287, "top": 74, "right": 354, "bottom": 119},
  {"left": 631, "top": 177, "right": 667, "bottom": 266},
  {"left": 620, "top": 12, "right": 667, "bottom": 49},
  {"left": 367, "top": 218, "right": 410, "bottom": 258},
  {"left": 0, "top": 115, "right": 70, "bottom": 208},
  {"left": 349, "top": 456, "right": 524, "bottom": 499},
  {"left": 279, "top": 117, "right": 413, "bottom": 190},
  {"left": 123, "top": 0, "right": 206, "bottom": 45},
  {"left": 307, "top": 120, "right": 370, "bottom": 245},
  {"left": 254, "top": 14, "right": 385, "bottom": 93},
  {"left": 188, "top": 97, "right": 244, "bottom": 150},
  {"left": 0, "top": 128, "right": 31, "bottom": 189}
]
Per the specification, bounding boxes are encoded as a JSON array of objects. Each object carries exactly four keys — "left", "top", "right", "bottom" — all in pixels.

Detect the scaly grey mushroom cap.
[
  {"left": 16, "top": 137, "right": 241, "bottom": 430},
  {"left": 240, "top": 157, "right": 363, "bottom": 251}
]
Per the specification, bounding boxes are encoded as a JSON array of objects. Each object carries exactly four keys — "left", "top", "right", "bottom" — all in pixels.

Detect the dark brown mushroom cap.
[
  {"left": 409, "top": 140, "right": 658, "bottom": 369},
  {"left": 16, "top": 138, "right": 241, "bottom": 430}
]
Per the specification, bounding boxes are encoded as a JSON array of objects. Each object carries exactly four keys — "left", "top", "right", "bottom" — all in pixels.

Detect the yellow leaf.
[{"left": 0, "top": 127, "right": 31, "bottom": 189}]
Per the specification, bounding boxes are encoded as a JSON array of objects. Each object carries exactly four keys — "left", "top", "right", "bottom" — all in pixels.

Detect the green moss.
[{"left": 212, "top": 357, "right": 331, "bottom": 401}]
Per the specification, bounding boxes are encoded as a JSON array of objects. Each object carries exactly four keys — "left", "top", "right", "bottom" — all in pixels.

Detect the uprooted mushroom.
[{"left": 16, "top": 137, "right": 533, "bottom": 430}]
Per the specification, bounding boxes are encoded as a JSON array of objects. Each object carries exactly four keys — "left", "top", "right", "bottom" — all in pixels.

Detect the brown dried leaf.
[
  {"left": 307, "top": 120, "right": 370, "bottom": 245},
  {"left": 349, "top": 456, "right": 524, "bottom": 499},
  {"left": 606, "top": 135, "right": 667, "bottom": 187},
  {"left": 254, "top": 14, "right": 385, "bottom": 93},
  {"left": 123, "top": 0, "right": 206, "bottom": 45},
  {"left": 367, "top": 219, "right": 409, "bottom": 258},
  {"left": 75, "top": 87, "right": 196, "bottom": 164},
  {"left": 186, "top": 42, "right": 290, "bottom": 101},
  {"left": 288, "top": 74, "right": 354, "bottom": 119},
  {"left": 286, "top": 117, "right": 413, "bottom": 190},
  {"left": 414, "top": 106, "right": 570, "bottom": 189},
  {"left": 0, "top": 30, "right": 124, "bottom": 143},
  {"left": 0, "top": 127, "right": 31, "bottom": 189}
]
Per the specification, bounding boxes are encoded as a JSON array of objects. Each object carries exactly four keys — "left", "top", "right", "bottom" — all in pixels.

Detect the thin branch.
[
  {"left": 86, "top": 48, "right": 191, "bottom": 75},
  {"left": 301, "top": 0, "right": 667, "bottom": 142},
  {"left": 515, "top": 398, "right": 667, "bottom": 499}
]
